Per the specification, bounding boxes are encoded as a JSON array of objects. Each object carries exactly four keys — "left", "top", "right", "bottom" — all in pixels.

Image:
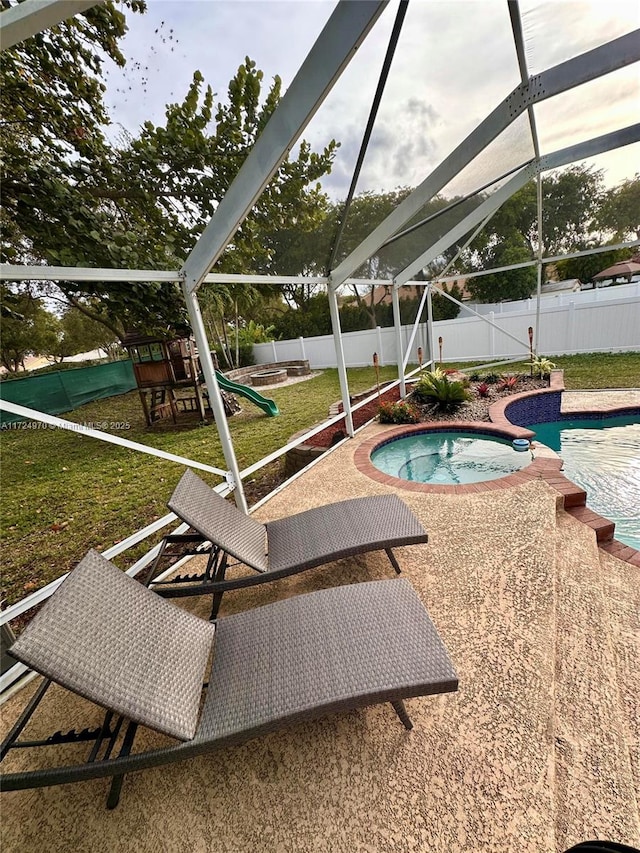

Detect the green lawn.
[
  {"left": 444, "top": 351, "right": 640, "bottom": 388},
  {"left": 0, "top": 366, "right": 397, "bottom": 605},
  {"left": 1, "top": 353, "right": 638, "bottom": 605}
]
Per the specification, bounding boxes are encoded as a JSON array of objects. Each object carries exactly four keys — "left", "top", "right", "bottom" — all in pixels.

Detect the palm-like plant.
[
  {"left": 529, "top": 356, "right": 556, "bottom": 378},
  {"left": 413, "top": 371, "right": 471, "bottom": 410}
]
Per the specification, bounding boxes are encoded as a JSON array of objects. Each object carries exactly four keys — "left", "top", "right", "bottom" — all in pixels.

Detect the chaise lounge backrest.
[
  {"left": 168, "top": 469, "right": 268, "bottom": 572},
  {"left": 9, "top": 550, "right": 216, "bottom": 741}
]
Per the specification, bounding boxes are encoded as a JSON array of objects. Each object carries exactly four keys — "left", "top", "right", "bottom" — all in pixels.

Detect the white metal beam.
[
  {"left": 329, "top": 29, "right": 640, "bottom": 290},
  {"left": 0, "top": 401, "right": 227, "bottom": 476},
  {"left": 0, "top": 265, "right": 329, "bottom": 285},
  {"left": 401, "top": 284, "right": 429, "bottom": 372},
  {"left": 181, "top": 0, "right": 388, "bottom": 295},
  {"left": 181, "top": 286, "right": 248, "bottom": 513},
  {"left": 508, "top": 1, "right": 541, "bottom": 160},
  {"left": 391, "top": 287, "right": 405, "bottom": 397},
  {"left": 0, "top": 0, "right": 102, "bottom": 50},
  {"left": 393, "top": 123, "right": 640, "bottom": 289},
  {"left": 328, "top": 287, "right": 354, "bottom": 437}
]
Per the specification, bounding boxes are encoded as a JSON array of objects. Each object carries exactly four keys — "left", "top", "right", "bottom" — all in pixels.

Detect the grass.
[
  {"left": 440, "top": 351, "right": 640, "bottom": 388},
  {"left": 1, "top": 352, "right": 638, "bottom": 606},
  {"left": 0, "top": 366, "right": 397, "bottom": 605}
]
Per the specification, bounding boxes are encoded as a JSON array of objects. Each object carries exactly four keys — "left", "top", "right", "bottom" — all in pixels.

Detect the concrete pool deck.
[
  {"left": 561, "top": 389, "right": 640, "bottom": 413},
  {"left": 1, "top": 423, "right": 639, "bottom": 852}
]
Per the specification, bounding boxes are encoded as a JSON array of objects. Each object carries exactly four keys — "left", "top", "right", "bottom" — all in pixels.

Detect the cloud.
[{"left": 103, "top": 0, "right": 639, "bottom": 201}]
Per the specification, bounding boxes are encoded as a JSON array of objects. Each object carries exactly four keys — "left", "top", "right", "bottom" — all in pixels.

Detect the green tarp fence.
[{"left": 0, "top": 361, "right": 136, "bottom": 425}]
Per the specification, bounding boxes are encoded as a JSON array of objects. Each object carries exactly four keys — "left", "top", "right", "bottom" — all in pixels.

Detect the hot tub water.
[{"left": 371, "top": 431, "right": 533, "bottom": 485}]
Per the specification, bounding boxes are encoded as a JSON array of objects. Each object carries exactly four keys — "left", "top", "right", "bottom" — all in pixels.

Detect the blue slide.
[{"left": 214, "top": 371, "right": 279, "bottom": 417}]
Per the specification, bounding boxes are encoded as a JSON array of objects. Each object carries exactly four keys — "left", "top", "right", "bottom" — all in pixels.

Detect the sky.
[{"left": 102, "top": 0, "right": 639, "bottom": 202}]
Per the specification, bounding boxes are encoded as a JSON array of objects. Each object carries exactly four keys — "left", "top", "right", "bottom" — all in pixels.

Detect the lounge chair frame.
[
  {"left": 146, "top": 469, "right": 430, "bottom": 619},
  {"left": 1, "top": 552, "right": 457, "bottom": 809}
]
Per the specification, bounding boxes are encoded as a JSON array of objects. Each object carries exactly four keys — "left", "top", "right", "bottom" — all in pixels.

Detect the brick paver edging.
[{"left": 353, "top": 421, "right": 562, "bottom": 495}]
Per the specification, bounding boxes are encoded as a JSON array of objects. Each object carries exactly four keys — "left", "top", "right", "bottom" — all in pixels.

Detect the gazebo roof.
[{"left": 594, "top": 261, "right": 640, "bottom": 279}]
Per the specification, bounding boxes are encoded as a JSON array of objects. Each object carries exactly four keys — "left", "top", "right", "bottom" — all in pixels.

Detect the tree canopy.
[
  {"left": 458, "top": 165, "right": 638, "bottom": 302},
  {"left": 0, "top": 287, "right": 58, "bottom": 372},
  {"left": 597, "top": 175, "right": 640, "bottom": 242},
  {"left": 1, "top": 4, "right": 338, "bottom": 342}
]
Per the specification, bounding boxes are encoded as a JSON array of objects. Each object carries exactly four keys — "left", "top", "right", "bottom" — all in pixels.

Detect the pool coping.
[
  {"left": 353, "top": 371, "right": 640, "bottom": 568},
  {"left": 353, "top": 420, "right": 563, "bottom": 496}
]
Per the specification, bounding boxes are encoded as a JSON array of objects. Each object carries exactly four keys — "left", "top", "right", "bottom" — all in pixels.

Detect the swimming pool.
[
  {"left": 370, "top": 431, "right": 533, "bottom": 485},
  {"left": 528, "top": 414, "right": 640, "bottom": 549}
]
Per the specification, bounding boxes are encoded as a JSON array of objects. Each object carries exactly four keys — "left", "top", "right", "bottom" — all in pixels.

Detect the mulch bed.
[
  {"left": 308, "top": 373, "right": 548, "bottom": 449},
  {"left": 242, "top": 372, "right": 548, "bottom": 505}
]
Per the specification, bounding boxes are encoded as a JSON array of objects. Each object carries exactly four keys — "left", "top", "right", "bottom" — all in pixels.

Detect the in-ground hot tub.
[
  {"left": 354, "top": 423, "right": 541, "bottom": 491},
  {"left": 250, "top": 368, "right": 288, "bottom": 387},
  {"left": 371, "top": 429, "right": 533, "bottom": 485}
]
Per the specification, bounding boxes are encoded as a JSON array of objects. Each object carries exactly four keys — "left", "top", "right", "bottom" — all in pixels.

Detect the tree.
[
  {"left": 597, "top": 176, "right": 640, "bottom": 241},
  {"left": 49, "top": 307, "right": 120, "bottom": 362},
  {"left": 2, "top": 12, "right": 337, "bottom": 343},
  {"left": 554, "top": 246, "right": 635, "bottom": 283},
  {"left": 121, "top": 62, "right": 337, "bottom": 275},
  {"left": 466, "top": 238, "right": 537, "bottom": 303},
  {"left": 483, "top": 166, "right": 604, "bottom": 259},
  {"left": 431, "top": 282, "right": 463, "bottom": 321},
  {"left": 0, "top": 0, "right": 189, "bottom": 338},
  {"left": 198, "top": 280, "right": 269, "bottom": 369},
  {"left": 321, "top": 188, "right": 484, "bottom": 327},
  {"left": 0, "top": 289, "right": 60, "bottom": 372},
  {"left": 458, "top": 165, "right": 605, "bottom": 302},
  {"left": 271, "top": 292, "right": 333, "bottom": 340}
]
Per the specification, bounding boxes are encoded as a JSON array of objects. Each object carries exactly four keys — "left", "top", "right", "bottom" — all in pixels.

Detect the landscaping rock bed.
[{"left": 309, "top": 373, "right": 549, "bottom": 449}]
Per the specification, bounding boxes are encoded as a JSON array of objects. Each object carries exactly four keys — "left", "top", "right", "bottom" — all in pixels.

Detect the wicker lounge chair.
[
  {"left": 146, "top": 468, "right": 430, "bottom": 618},
  {"left": 1, "top": 550, "right": 458, "bottom": 808}
]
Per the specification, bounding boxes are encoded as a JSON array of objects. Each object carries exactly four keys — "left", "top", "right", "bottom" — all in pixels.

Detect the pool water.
[
  {"left": 371, "top": 432, "right": 533, "bottom": 485},
  {"left": 529, "top": 414, "right": 640, "bottom": 550}
]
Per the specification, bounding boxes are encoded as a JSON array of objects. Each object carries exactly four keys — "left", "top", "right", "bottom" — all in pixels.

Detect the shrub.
[
  {"left": 476, "top": 382, "right": 491, "bottom": 398},
  {"left": 413, "top": 371, "right": 471, "bottom": 410},
  {"left": 470, "top": 372, "right": 482, "bottom": 382},
  {"left": 421, "top": 365, "right": 446, "bottom": 380},
  {"left": 529, "top": 356, "right": 556, "bottom": 378},
  {"left": 378, "top": 400, "right": 421, "bottom": 424},
  {"left": 496, "top": 375, "right": 518, "bottom": 392},
  {"left": 483, "top": 373, "right": 501, "bottom": 384}
]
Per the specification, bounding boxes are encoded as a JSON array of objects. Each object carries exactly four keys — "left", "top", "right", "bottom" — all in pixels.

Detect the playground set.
[{"left": 122, "top": 333, "right": 280, "bottom": 425}]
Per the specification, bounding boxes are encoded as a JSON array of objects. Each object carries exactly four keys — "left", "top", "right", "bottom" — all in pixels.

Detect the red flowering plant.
[
  {"left": 378, "top": 401, "right": 421, "bottom": 424},
  {"left": 496, "top": 375, "right": 518, "bottom": 392}
]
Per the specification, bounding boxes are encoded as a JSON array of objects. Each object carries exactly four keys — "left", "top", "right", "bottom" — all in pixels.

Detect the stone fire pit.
[{"left": 251, "top": 368, "right": 288, "bottom": 387}]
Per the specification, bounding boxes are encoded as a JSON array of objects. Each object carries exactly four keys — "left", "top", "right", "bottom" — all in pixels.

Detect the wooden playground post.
[
  {"left": 438, "top": 336, "right": 443, "bottom": 366},
  {"left": 417, "top": 346, "right": 423, "bottom": 368}
]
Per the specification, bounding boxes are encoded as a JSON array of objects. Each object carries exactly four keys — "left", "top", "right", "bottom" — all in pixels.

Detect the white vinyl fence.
[
  {"left": 254, "top": 291, "right": 640, "bottom": 368},
  {"left": 464, "top": 279, "right": 640, "bottom": 315}
]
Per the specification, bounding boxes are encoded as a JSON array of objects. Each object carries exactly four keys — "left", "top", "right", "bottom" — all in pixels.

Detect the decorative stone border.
[
  {"left": 250, "top": 368, "right": 288, "bottom": 387},
  {"left": 225, "top": 360, "right": 310, "bottom": 384}
]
